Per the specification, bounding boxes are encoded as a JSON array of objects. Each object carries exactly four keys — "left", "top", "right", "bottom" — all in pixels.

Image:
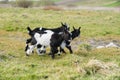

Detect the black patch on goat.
[
  {"left": 59, "top": 27, "right": 81, "bottom": 54},
  {"left": 27, "top": 27, "right": 47, "bottom": 37},
  {"left": 37, "top": 44, "right": 42, "bottom": 48},
  {"left": 25, "top": 44, "right": 29, "bottom": 51},
  {"left": 50, "top": 29, "right": 71, "bottom": 59},
  {"left": 27, "top": 22, "right": 69, "bottom": 37}
]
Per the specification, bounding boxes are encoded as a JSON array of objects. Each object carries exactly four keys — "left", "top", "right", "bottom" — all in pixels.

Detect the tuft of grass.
[
  {"left": 43, "top": 6, "right": 63, "bottom": 11},
  {"left": 15, "top": 0, "right": 33, "bottom": 8},
  {"left": 53, "top": 0, "right": 120, "bottom": 7}
]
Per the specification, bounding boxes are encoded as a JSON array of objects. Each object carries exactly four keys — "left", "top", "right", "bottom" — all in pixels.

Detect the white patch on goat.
[
  {"left": 60, "top": 41, "right": 66, "bottom": 49},
  {"left": 27, "top": 31, "right": 29, "bottom": 34},
  {"left": 36, "top": 48, "right": 41, "bottom": 55},
  {"left": 57, "top": 51, "right": 62, "bottom": 55},
  {"left": 39, "top": 27, "right": 42, "bottom": 30},
  {"left": 26, "top": 45, "right": 35, "bottom": 55},
  {"left": 41, "top": 46, "right": 46, "bottom": 51},
  {"left": 67, "top": 24, "right": 69, "bottom": 29},
  {"left": 69, "top": 32, "right": 72, "bottom": 41},
  {"left": 36, "top": 48, "right": 45, "bottom": 55},
  {"left": 58, "top": 32, "right": 63, "bottom": 34},
  {"left": 34, "top": 30, "right": 54, "bottom": 46}
]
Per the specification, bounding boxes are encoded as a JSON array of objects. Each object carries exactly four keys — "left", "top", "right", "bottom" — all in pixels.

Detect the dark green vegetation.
[
  {"left": 51, "top": 0, "right": 120, "bottom": 7},
  {"left": 0, "top": 8, "right": 120, "bottom": 80},
  {"left": 74, "top": 0, "right": 120, "bottom": 7},
  {"left": 105, "top": 1, "right": 120, "bottom": 7},
  {"left": 0, "top": 0, "right": 120, "bottom": 7}
]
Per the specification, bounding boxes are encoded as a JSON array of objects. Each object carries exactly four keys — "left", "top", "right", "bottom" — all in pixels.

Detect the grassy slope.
[
  {"left": 54, "top": 0, "right": 120, "bottom": 7},
  {"left": 105, "top": 1, "right": 120, "bottom": 7},
  {"left": 77, "top": 0, "right": 119, "bottom": 7},
  {"left": 0, "top": 8, "right": 120, "bottom": 80},
  {"left": 0, "top": 8, "right": 120, "bottom": 37}
]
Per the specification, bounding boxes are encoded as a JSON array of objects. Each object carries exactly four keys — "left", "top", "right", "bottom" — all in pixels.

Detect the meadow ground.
[{"left": 0, "top": 8, "right": 120, "bottom": 80}]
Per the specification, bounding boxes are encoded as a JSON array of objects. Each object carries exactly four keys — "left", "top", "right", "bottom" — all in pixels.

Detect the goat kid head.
[
  {"left": 71, "top": 26, "right": 81, "bottom": 39},
  {"left": 61, "top": 22, "right": 70, "bottom": 31},
  {"left": 25, "top": 44, "right": 35, "bottom": 56}
]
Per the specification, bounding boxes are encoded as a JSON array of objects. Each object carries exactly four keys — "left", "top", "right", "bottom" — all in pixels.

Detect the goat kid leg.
[
  {"left": 36, "top": 44, "right": 43, "bottom": 55},
  {"left": 60, "top": 47, "right": 66, "bottom": 53},
  {"left": 36, "top": 48, "right": 42, "bottom": 55},
  {"left": 58, "top": 41, "right": 66, "bottom": 55},
  {"left": 25, "top": 38, "right": 32, "bottom": 51},
  {"left": 41, "top": 46, "right": 46, "bottom": 54},
  {"left": 66, "top": 45, "right": 73, "bottom": 54},
  {"left": 26, "top": 45, "right": 35, "bottom": 56},
  {"left": 51, "top": 47, "right": 58, "bottom": 59},
  {"left": 57, "top": 47, "right": 66, "bottom": 56},
  {"left": 26, "top": 38, "right": 32, "bottom": 44}
]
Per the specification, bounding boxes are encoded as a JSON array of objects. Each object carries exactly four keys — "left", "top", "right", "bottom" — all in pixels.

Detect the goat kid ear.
[
  {"left": 78, "top": 27, "right": 81, "bottom": 30},
  {"left": 68, "top": 27, "right": 70, "bottom": 30},
  {"left": 27, "top": 26, "right": 32, "bottom": 32},
  {"left": 61, "top": 22, "right": 64, "bottom": 26},
  {"left": 65, "top": 22, "right": 67, "bottom": 25},
  {"left": 73, "top": 26, "right": 75, "bottom": 30},
  {"left": 65, "top": 23, "right": 70, "bottom": 30}
]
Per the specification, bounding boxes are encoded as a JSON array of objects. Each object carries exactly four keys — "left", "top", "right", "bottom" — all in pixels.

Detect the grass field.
[
  {"left": 52, "top": 0, "right": 120, "bottom": 7},
  {"left": 0, "top": 8, "right": 120, "bottom": 80},
  {"left": 105, "top": 1, "right": 120, "bottom": 7},
  {"left": 74, "top": 0, "right": 120, "bottom": 7}
]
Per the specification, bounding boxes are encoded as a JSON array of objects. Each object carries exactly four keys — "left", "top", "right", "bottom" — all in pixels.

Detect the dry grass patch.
[
  {"left": 43, "top": 6, "right": 63, "bottom": 11},
  {"left": 83, "top": 59, "right": 120, "bottom": 75}
]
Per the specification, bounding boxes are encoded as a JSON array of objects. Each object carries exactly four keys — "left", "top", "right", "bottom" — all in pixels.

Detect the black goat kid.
[
  {"left": 59, "top": 27, "right": 81, "bottom": 54},
  {"left": 50, "top": 29, "right": 72, "bottom": 59}
]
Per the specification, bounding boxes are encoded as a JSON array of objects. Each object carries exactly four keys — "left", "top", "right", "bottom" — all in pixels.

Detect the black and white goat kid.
[
  {"left": 25, "top": 23, "right": 70, "bottom": 55},
  {"left": 25, "top": 25, "right": 72, "bottom": 59},
  {"left": 25, "top": 25, "right": 81, "bottom": 57}
]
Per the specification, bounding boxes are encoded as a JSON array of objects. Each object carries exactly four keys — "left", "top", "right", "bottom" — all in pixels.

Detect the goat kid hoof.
[
  {"left": 48, "top": 53, "right": 52, "bottom": 55},
  {"left": 58, "top": 54, "right": 61, "bottom": 56},
  {"left": 52, "top": 57, "right": 55, "bottom": 59},
  {"left": 26, "top": 54, "right": 29, "bottom": 56},
  {"left": 51, "top": 55, "right": 55, "bottom": 59},
  {"left": 32, "top": 51, "right": 34, "bottom": 53}
]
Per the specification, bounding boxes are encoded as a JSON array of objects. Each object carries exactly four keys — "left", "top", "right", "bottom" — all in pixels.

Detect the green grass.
[
  {"left": 61, "top": 0, "right": 120, "bottom": 7},
  {"left": 1, "top": 0, "right": 120, "bottom": 7},
  {"left": 105, "top": 1, "right": 120, "bottom": 7},
  {"left": 0, "top": 8, "right": 120, "bottom": 38},
  {"left": 51, "top": 0, "right": 61, "bottom": 2},
  {"left": 0, "top": 8, "right": 120, "bottom": 80}
]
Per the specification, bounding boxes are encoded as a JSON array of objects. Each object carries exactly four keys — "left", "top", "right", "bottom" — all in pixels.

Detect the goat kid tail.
[
  {"left": 27, "top": 26, "right": 33, "bottom": 36},
  {"left": 27, "top": 26, "right": 32, "bottom": 32}
]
